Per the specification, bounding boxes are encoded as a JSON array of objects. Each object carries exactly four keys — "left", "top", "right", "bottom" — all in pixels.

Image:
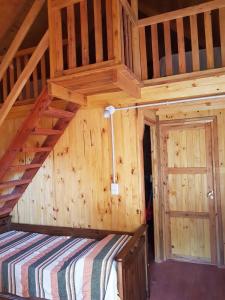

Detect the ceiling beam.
[{"left": 48, "top": 82, "right": 87, "bottom": 106}]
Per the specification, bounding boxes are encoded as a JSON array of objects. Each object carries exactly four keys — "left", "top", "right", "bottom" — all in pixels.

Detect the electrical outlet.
[{"left": 111, "top": 183, "right": 119, "bottom": 196}]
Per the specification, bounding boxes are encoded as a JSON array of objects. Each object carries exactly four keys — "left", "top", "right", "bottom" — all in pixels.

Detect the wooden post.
[
  {"left": 48, "top": 0, "right": 63, "bottom": 77},
  {"left": 190, "top": 14, "right": 200, "bottom": 72},
  {"left": 219, "top": 8, "right": 225, "bottom": 67},
  {"left": 139, "top": 27, "right": 148, "bottom": 80},
  {"left": 112, "top": 0, "right": 123, "bottom": 63},
  {"left": 131, "top": 0, "right": 141, "bottom": 80}
]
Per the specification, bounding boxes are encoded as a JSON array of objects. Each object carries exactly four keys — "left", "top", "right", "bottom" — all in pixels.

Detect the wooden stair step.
[
  {"left": 0, "top": 193, "right": 22, "bottom": 203},
  {"left": 0, "top": 179, "right": 32, "bottom": 189},
  {"left": 43, "top": 107, "right": 74, "bottom": 119},
  {"left": 9, "top": 164, "right": 42, "bottom": 172},
  {"left": 31, "top": 128, "right": 63, "bottom": 136},
  {"left": 20, "top": 147, "right": 52, "bottom": 153}
]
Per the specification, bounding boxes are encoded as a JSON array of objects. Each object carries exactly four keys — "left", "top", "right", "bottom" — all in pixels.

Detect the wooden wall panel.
[
  {"left": 170, "top": 217, "right": 211, "bottom": 259},
  {"left": 167, "top": 127, "right": 206, "bottom": 167},
  {"left": 6, "top": 107, "right": 144, "bottom": 232},
  {"left": 168, "top": 174, "right": 208, "bottom": 212},
  {"left": 158, "top": 108, "right": 225, "bottom": 262}
]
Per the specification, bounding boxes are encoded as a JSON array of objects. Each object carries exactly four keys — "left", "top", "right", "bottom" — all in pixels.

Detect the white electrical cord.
[
  {"left": 110, "top": 114, "right": 116, "bottom": 184},
  {"left": 104, "top": 93, "right": 225, "bottom": 115}
]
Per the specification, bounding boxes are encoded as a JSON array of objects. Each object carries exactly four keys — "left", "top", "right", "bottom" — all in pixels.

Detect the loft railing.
[
  {"left": 138, "top": 0, "right": 225, "bottom": 82},
  {"left": 0, "top": 0, "right": 48, "bottom": 128},
  {"left": 48, "top": 0, "right": 140, "bottom": 80},
  {"left": 0, "top": 46, "right": 49, "bottom": 105},
  {"left": 0, "top": 31, "right": 49, "bottom": 128}
]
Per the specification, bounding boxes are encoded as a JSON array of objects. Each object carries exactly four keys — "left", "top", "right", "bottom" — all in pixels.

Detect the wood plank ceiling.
[
  {"left": 139, "top": 0, "right": 211, "bottom": 17},
  {"left": 0, "top": 0, "right": 47, "bottom": 55}
]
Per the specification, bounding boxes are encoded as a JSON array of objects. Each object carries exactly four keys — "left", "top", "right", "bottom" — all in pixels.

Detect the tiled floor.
[{"left": 150, "top": 260, "right": 225, "bottom": 300}]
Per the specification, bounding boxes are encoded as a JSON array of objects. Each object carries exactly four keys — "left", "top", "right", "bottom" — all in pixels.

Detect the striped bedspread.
[{"left": 0, "top": 230, "right": 130, "bottom": 300}]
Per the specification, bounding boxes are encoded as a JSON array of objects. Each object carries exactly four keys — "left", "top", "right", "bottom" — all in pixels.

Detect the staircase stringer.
[
  {"left": 0, "top": 88, "right": 52, "bottom": 181},
  {"left": 7, "top": 102, "right": 79, "bottom": 210},
  {"left": 0, "top": 89, "right": 80, "bottom": 217}
]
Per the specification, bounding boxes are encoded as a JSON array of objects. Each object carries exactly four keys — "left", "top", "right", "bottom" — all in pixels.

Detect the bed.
[{"left": 0, "top": 216, "right": 149, "bottom": 300}]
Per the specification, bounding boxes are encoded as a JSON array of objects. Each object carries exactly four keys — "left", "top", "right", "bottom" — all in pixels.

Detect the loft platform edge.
[{"left": 48, "top": 64, "right": 141, "bottom": 100}]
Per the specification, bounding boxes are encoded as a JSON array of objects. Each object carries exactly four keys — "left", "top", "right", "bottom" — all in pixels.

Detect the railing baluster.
[
  {"left": 48, "top": 5, "right": 63, "bottom": 76},
  {"left": 190, "top": 14, "right": 200, "bottom": 71},
  {"left": 16, "top": 56, "right": 23, "bottom": 100},
  {"left": 128, "top": 17, "right": 133, "bottom": 71},
  {"left": 54, "top": 9, "right": 64, "bottom": 73},
  {"left": 219, "top": 8, "right": 225, "bottom": 67},
  {"left": 119, "top": 2, "right": 125, "bottom": 64},
  {"left": 2, "top": 72, "right": 8, "bottom": 101},
  {"left": 139, "top": 27, "right": 148, "bottom": 80},
  {"left": 163, "top": 21, "right": 173, "bottom": 76},
  {"left": 131, "top": 0, "right": 141, "bottom": 80},
  {"left": 9, "top": 63, "right": 15, "bottom": 90},
  {"left": 123, "top": 11, "right": 129, "bottom": 67},
  {"left": 151, "top": 24, "right": 160, "bottom": 78},
  {"left": 94, "top": 0, "right": 103, "bottom": 63},
  {"left": 176, "top": 17, "right": 186, "bottom": 74},
  {"left": 67, "top": 5, "right": 76, "bottom": 69},
  {"left": 32, "top": 66, "right": 38, "bottom": 98},
  {"left": 41, "top": 55, "right": 47, "bottom": 90},
  {"left": 80, "top": 0, "right": 89, "bottom": 66},
  {"left": 106, "top": 0, "right": 114, "bottom": 60},
  {"left": 204, "top": 11, "right": 214, "bottom": 69},
  {"left": 24, "top": 55, "right": 31, "bottom": 99}
]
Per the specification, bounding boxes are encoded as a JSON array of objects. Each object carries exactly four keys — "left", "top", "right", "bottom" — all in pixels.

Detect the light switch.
[{"left": 111, "top": 183, "right": 119, "bottom": 196}]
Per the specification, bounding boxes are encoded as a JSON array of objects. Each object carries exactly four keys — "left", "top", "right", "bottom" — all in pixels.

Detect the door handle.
[{"left": 207, "top": 190, "right": 214, "bottom": 200}]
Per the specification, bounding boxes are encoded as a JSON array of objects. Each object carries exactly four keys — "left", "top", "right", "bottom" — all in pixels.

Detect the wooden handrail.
[
  {"left": 0, "top": 47, "right": 35, "bottom": 63},
  {"left": 0, "top": 39, "right": 68, "bottom": 62},
  {"left": 0, "top": 0, "right": 45, "bottom": 81},
  {"left": 138, "top": 0, "right": 225, "bottom": 27},
  {"left": 0, "top": 31, "right": 49, "bottom": 128},
  {"left": 51, "top": 0, "right": 83, "bottom": 10}
]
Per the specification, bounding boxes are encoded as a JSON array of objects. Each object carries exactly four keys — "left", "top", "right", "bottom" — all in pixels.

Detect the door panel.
[
  {"left": 168, "top": 174, "right": 208, "bottom": 212},
  {"left": 167, "top": 126, "right": 206, "bottom": 167},
  {"left": 161, "top": 120, "right": 217, "bottom": 264},
  {"left": 170, "top": 217, "right": 210, "bottom": 260}
]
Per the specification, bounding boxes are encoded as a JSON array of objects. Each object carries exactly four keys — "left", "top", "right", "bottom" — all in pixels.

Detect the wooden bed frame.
[{"left": 0, "top": 216, "right": 149, "bottom": 300}]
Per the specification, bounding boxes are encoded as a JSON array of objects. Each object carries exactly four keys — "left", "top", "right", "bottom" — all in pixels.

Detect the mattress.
[{"left": 0, "top": 230, "right": 130, "bottom": 300}]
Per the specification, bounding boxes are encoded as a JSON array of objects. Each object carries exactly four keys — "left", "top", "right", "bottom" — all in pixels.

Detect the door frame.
[
  {"left": 141, "top": 115, "right": 157, "bottom": 257},
  {"left": 158, "top": 116, "right": 224, "bottom": 266}
]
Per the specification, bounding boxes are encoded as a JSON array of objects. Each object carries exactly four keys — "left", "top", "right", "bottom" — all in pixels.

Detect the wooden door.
[{"left": 160, "top": 119, "right": 219, "bottom": 264}]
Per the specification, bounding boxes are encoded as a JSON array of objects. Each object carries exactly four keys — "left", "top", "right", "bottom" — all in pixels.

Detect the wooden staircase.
[
  {"left": 0, "top": 88, "right": 79, "bottom": 217},
  {"left": 0, "top": 1, "right": 83, "bottom": 218}
]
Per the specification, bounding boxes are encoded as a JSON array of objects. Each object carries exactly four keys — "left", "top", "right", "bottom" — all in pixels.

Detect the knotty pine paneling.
[{"left": 7, "top": 107, "right": 144, "bottom": 232}]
